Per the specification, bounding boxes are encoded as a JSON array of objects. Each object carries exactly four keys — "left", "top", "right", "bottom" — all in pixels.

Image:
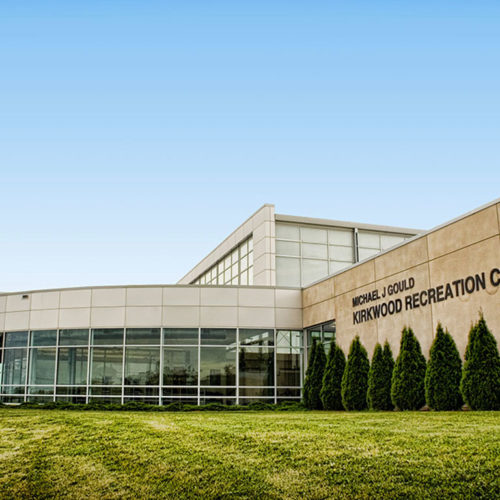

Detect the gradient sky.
[{"left": 1, "top": 1, "right": 499, "bottom": 291}]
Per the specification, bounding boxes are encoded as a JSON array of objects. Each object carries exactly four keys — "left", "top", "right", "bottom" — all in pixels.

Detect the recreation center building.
[{"left": 0, "top": 198, "right": 499, "bottom": 405}]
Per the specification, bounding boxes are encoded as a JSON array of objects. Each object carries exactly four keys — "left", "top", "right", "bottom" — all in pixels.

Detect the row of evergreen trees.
[{"left": 303, "top": 314, "right": 500, "bottom": 411}]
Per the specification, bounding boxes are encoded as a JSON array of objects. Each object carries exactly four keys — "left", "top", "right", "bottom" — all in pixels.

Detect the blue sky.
[{"left": 1, "top": 1, "right": 499, "bottom": 291}]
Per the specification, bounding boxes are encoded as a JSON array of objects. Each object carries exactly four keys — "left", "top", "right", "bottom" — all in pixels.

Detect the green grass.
[{"left": 0, "top": 410, "right": 498, "bottom": 499}]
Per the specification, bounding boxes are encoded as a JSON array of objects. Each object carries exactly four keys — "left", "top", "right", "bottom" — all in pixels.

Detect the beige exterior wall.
[
  {"left": 303, "top": 200, "right": 500, "bottom": 359},
  {"left": 0, "top": 285, "right": 302, "bottom": 332}
]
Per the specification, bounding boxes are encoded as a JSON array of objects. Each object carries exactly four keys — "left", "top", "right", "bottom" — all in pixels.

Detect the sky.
[{"left": 1, "top": 1, "right": 499, "bottom": 291}]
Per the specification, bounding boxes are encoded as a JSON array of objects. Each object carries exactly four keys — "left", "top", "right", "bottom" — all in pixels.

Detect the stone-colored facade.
[{"left": 303, "top": 200, "right": 500, "bottom": 359}]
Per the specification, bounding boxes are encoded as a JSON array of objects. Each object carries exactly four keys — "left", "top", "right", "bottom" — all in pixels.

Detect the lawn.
[{"left": 0, "top": 410, "right": 498, "bottom": 499}]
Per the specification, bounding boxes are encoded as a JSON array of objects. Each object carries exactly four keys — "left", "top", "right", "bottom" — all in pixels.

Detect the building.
[{"left": 0, "top": 199, "right": 499, "bottom": 405}]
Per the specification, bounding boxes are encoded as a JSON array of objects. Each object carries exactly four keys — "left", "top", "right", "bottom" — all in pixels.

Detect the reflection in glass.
[
  {"left": 2, "top": 348, "right": 24, "bottom": 387},
  {"left": 57, "top": 348, "right": 88, "bottom": 385},
  {"left": 91, "top": 347, "right": 123, "bottom": 384},
  {"left": 4, "top": 331, "right": 28, "bottom": 348},
  {"left": 92, "top": 329, "right": 124, "bottom": 345},
  {"left": 239, "top": 347, "right": 274, "bottom": 386},
  {"left": 163, "top": 328, "right": 198, "bottom": 345},
  {"left": 126, "top": 328, "right": 160, "bottom": 345},
  {"left": 31, "top": 330, "right": 57, "bottom": 346},
  {"left": 200, "top": 329, "right": 236, "bottom": 346},
  {"left": 200, "top": 347, "right": 236, "bottom": 386},
  {"left": 124, "top": 347, "right": 160, "bottom": 385},
  {"left": 239, "top": 329, "right": 274, "bottom": 347},
  {"left": 163, "top": 347, "right": 198, "bottom": 385},
  {"left": 59, "top": 329, "right": 89, "bottom": 346},
  {"left": 276, "top": 348, "right": 301, "bottom": 387},
  {"left": 29, "top": 348, "right": 56, "bottom": 385}
]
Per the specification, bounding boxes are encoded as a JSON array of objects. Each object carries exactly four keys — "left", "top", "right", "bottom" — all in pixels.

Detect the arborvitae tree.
[
  {"left": 303, "top": 340, "right": 316, "bottom": 409},
  {"left": 391, "top": 327, "right": 427, "bottom": 410},
  {"left": 341, "top": 336, "right": 370, "bottom": 410},
  {"left": 367, "top": 341, "right": 395, "bottom": 410},
  {"left": 303, "top": 340, "right": 326, "bottom": 409},
  {"left": 460, "top": 314, "right": 500, "bottom": 410},
  {"left": 425, "top": 323, "right": 463, "bottom": 410},
  {"left": 320, "top": 343, "right": 346, "bottom": 410}
]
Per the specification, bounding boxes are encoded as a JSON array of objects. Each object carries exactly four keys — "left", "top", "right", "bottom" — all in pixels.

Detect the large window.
[
  {"left": 124, "top": 347, "right": 160, "bottom": 385},
  {"left": 29, "top": 348, "right": 56, "bottom": 385},
  {"left": 193, "top": 236, "right": 253, "bottom": 286},
  {"left": 57, "top": 347, "right": 88, "bottom": 385},
  {"left": 90, "top": 347, "right": 123, "bottom": 385},
  {"left": 163, "top": 347, "right": 198, "bottom": 385},
  {"left": 276, "top": 223, "right": 412, "bottom": 287},
  {"left": 0, "top": 327, "right": 305, "bottom": 405},
  {"left": 200, "top": 347, "right": 236, "bottom": 386}
]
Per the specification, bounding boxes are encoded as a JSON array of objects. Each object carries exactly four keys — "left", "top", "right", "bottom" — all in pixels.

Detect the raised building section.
[{"left": 302, "top": 199, "right": 500, "bottom": 360}]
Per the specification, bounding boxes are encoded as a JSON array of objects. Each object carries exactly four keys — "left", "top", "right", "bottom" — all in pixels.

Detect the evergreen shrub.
[
  {"left": 320, "top": 343, "right": 346, "bottom": 410},
  {"left": 461, "top": 314, "right": 500, "bottom": 410},
  {"left": 341, "top": 336, "right": 370, "bottom": 410},
  {"left": 424, "top": 323, "right": 462, "bottom": 410},
  {"left": 391, "top": 327, "right": 427, "bottom": 410},
  {"left": 367, "top": 341, "right": 395, "bottom": 410},
  {"left": 303, "top": 340, "right": 327, "bottom": 409}
]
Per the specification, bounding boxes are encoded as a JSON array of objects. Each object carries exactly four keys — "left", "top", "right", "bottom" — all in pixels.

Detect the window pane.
[
  {"left": 126, "top": 328, "right": 160, "bottom": 345},
  {"left": 57, "top": 347, "right": 88, "bottom": 385},
  {"left": 124, "top": 347, "right": 160, "bottom": 385},
  {"left": 358, "top": 247, "right": 379, "bottom": 260},
  {"left": 302, "top": 243, "right": 327, "bottom": 259},
  {"left": 200, "top": 329, "right": 236, "bottom": 346},
  {"left": 239, "top": 347, "right": 274, "bottom": 386},
  {"left": 276, "top": 348, "right": 302, "bottom": 386},
  {"left": 301, "top": 259, "right": 328, "bottom": 285},
  {"left": 239, "top": 329, "right": 274, "bottom": 347},
  {"left": 329, "top": 261, "right": 351, "bottom": 274},
  {"left": 90, "top": 347, "right": 123, "bottom": 385},
  {"left": 31, "top": 330, "right": 57, "bottom": 346},
  {"left": 358, "top": 231, "right": 380, "bottom": 249},
  {"left": 300, "top": 227, "right": 327, "bottom": 244},
  {"left": 59, "top": 329, "right": 89, "bottom": 346},
  {"left": 276, "top": 330, "right": 303, "bottom": 348},
  {"left": 276, "top": 240, "right": 300, "bottom": 256},
  {"left": 329, "top": 245, "right": 354, "bottom": 262},
  {"left": 92, "top": 329, "right": 124, "bottom": 345},
  {"left": 163, "top": 328, "right": 198, "bottom": 345},
  {"left": 328, "top": 228, "right": 353, "bottom": 246},
  {"left": 4, "top": 331, "right": 28, "bottom": 348},
  {"left": 29, "top": 348, "right": 56, "bottom": 385},
  {"left": 199, "top": 388, "right": 236, "bottom": 397},
  {"left": 276, "top": 257, "right": 300, "bottom": 287},
  {"left": 163, "top": 347, "right": 198, "bottom": 385},
  {"left": 239, "top": 387, "right": 274, "bottom": 397},
  {"left": 276, "top": 223, "right": 299, "bottom": 240},
  {"left": 28, "top": 386, "right": 53, "bottom": 395},
  {"left": 199, "top": 347, "right": 236, "bottom": 386},
  {"left": 381, "top": 234, "right": 405, "bottom": 250},
  {"left": 2, "top": 348, "right": 27, "bottom": 386},
  {"left": 162, "top": 387, "right": 197, "bottom": 396}
]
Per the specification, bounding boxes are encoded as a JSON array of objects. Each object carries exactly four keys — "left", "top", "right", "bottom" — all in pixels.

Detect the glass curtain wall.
[
  {"left": 193, "top": 237, "right": 254, "bottom": 286},
  {"left": 0, "top": 327, "right": 304, "bottom": 405}
]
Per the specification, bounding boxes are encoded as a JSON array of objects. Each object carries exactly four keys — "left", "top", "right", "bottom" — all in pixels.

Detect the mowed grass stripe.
[{"left": 0, "top": 410, "right": 498, "bottom": 499}]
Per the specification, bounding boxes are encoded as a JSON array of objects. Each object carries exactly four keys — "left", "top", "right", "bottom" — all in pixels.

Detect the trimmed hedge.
[
  {"left": 367, "top": 341, "right": 395, "bottom": 411},
  {"left": 461, "top": 314, "right": 500, "bottom": 410},
  {"left": 303, "top": 340, "right": 327, "bottom": 409},
  {"left": 425, "top": 323, "right": 462, "bottom": 410},
  {"left": 391, "top": 327, "right": 426, "bottom": 410},
  {"left": 341, "top": 336, "right": 370, "bottom": 410},
  {"left": 320, "top": 343, "right": 346, "bottom": 410},
  {"left": 1, "top": 400, "right": 307, "bottom": 412}
]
